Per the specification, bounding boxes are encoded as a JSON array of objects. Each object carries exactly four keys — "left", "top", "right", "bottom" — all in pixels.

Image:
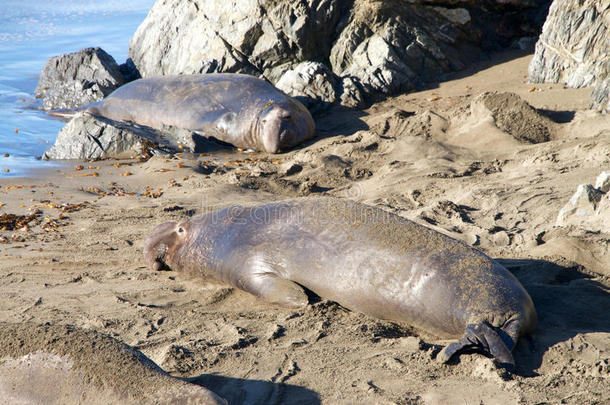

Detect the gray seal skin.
[
  {"left": 144, "top": 197, "right": 537, "bottom": 369},
  {"left": 50, "top": 73, "right": 316, "bottom": 153}
]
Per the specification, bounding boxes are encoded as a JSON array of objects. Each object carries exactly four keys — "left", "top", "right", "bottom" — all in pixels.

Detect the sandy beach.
[{"left": 1, "top": 51, "right": 609, "bottom": 404}]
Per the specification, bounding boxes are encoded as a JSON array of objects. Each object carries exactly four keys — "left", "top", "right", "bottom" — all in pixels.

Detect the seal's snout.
[
  {"left": 143, "top": 221, "right": 183, "bottom": 271},
  {"left": 259, "top": 103, "right": 314, "bottom": 153}
]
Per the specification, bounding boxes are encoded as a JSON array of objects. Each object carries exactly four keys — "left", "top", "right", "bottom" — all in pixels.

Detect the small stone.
[
  {"left": 397, "top": 336, "right": 421, "bottom": 353},
  {"left": 283, "top": 163, "right": 303, "bottom": 176},
  {"left": 556, "top": 184, "right": 603, "bottom": 225},
  {"left": 492, "top": 231, "right": 510, "bottom": 246}
]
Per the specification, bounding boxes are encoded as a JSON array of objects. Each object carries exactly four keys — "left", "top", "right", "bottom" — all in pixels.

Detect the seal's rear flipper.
[{"left": 437, "top": 323, "right": 515, "bottom": 370}]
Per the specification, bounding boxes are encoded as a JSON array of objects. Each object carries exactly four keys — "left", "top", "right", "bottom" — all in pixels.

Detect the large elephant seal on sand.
[
  {"left": 0, "top": 322, "right": 226, "bottom": 404},
  {"left": 49, "top": 73, "right": 315, "bottom": 153},
  {"left": 144, "top": 198, "right": 537, "bottom": 368}
]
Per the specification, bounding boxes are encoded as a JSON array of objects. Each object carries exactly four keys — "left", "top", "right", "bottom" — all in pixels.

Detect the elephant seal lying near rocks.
[
  {"left": 0, "top": 322, "right": 226, "bottom": 405},
  {"left": 144, "top": 197, "right": 537, "bottom": 368},
  {"left": 49, "top": 73, "right": 315, "bottom": 153}
]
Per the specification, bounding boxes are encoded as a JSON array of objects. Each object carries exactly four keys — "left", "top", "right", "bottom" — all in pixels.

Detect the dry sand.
[{"left": 1, "top": 50, "right": 609, "bottom": 404}]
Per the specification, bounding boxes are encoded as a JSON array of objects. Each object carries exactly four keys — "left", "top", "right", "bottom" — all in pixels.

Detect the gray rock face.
[
  {"left": 276, "top": 62, "right": 346, "bottom": 112},
  {"left": 126, "top": 0, "right": 489, "bottom": 107},
  {"left": 35, "top": 48, "right": 126, "bottom": 110},
  {"left": 591, "top": 77, "right": 610, "bottom": 113},
  {"left": 128, "top": 0, "right": 345, "bottom": 80},
  {"left": 42, "top": 113, "right": 216, "bottom": 161},
  {"left": 529, "top": 0, "right": 609, "bottom": 112}
]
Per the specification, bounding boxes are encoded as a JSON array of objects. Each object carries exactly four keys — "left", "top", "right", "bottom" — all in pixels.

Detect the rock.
[
  {"left": 276, "top": 62, "right": 340, "bottom": 112},
  {"left": 42, "top": 113, "right": 213, "bottom": 161},
  {"left": 512, "top": 36, "right": 538, "bottom": 51},
  {"left": 126, "top": 0, "right": 491, "bottom": 105},
  {"left": 35, "top": 47, "right": 126, "bottom": 110},
  {"left": 474, "top": 92, "right": 553, "bottom": 143},
  {"left": 338, "top": 76, "right": 366, "bottom": 108},
  {"left": 590, "top": 77, "right": 610, "bottom": 113},
  {"left": 528, "top": 0, "right": 609, "bottom": 112},
  {"left": 329, "top": 2, "right": 480, "bottom": 101},
  {"left": 429, "top": 7, "right": 471, "bottom": 26},
  {"left": 556, "top": 184, "right": 604, "bottom": 226},
  {"left": 128, "top": 0, "right": 345, "bottom": 79},
  {"left": 492, "top": 230, "right": 511, "bottom": 246},
  {"left": 595, "top": 171, "right": 610, "bottom": 193}
]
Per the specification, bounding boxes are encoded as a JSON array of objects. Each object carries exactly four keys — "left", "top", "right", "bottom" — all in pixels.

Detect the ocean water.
[{"left": 0, "top": 0, "right": 155, "bottom": 177}]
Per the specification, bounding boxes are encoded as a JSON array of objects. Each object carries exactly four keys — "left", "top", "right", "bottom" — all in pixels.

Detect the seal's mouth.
[
  {"left": 143, "top": 221, "right": 181, "bottom": 271},
  {"left": 143, "top": 239, "right": 170, "bottom": 271}
]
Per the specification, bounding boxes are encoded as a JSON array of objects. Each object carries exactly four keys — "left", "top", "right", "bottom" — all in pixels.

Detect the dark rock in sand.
[
  {"left": 35, "top": 47, "right": 126, "bottom": 110},
  {"left": 42, "top": 113, "right": 215, "bottom": 161},
  {"left": 528, "top": 0, "right": 609, "bottom": 113}
]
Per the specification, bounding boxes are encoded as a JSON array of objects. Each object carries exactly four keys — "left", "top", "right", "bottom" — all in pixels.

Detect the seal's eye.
[{"left": 178, "top": 227, "right": 184, "bottom": 234}]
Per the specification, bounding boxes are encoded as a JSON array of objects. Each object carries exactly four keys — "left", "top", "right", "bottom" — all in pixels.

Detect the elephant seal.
[
  {"left": 144, "top": 198, "right": 536, "bottom": 368},
  {"left": 0, "top": 322, "right": 226, "bottom": 405},
  {"left": 49, "top": 73, "right": 315, "bottom": 153}
]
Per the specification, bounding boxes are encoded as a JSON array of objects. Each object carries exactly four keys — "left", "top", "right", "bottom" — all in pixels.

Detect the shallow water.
[{"left": 0, "top": 0, "right": 155, "bottom": 177}]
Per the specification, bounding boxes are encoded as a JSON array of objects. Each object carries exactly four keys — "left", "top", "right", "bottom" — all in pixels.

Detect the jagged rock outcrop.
[
  {"left": 556, "top": 172, "right": 610, "bottom": 231},
  {"left": 127, "top": 0, "right": 549, "bottom": 108},
  {"left": 275, "top": 62, "right": 364, "bottom": 112},
  {"left": 35, "top": 48, "right": 126, "bottom": 110},
  {"left": 128, "top": 0, "right": 346, "bottom": 81},
  {"left": 529, "top": 0, "right": 609, "bottom": 113},
  {"left": 42, "top": 113, "right": 215, "bottom": 160}
]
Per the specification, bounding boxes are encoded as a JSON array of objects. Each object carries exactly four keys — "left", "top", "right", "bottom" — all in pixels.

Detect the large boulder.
[
  {"left": 128, "top": 0, "right": 549, "bottom": 108},
  {"left": 128, "top": 0, "right": 345, "bottom": 81},
  {"left": 35, "top": 48, "right": 126, "bottom": 110},
  {"left": 42, "top": 113, "right": 218, "bottom": 161},
  {"left": 528, "top": 0, "right": 609, "bottom": 113}
]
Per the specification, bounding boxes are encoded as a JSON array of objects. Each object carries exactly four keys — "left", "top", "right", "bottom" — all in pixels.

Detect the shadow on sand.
[
  {"left": 187, "top": 373, "right": 321, "bottom": 405},
  {"left": 495, "top": 257, "right": 610, "bottom": 377}
]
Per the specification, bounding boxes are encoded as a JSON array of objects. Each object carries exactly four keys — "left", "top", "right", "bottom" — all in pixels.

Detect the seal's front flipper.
[
  {"left": 437, "top": 323, "right": 515, "bottom": 370},
  {"left": 238, "top": 272, "right": 308, "bottom": 308}
]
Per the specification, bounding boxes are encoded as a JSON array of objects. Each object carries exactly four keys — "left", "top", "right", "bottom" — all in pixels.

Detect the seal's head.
[
  {"left": 143, "top": 221, "right": 189, "bottom": 271},
  {"left": 257, "top": 101, "right": 315, "bottom": 153}
]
